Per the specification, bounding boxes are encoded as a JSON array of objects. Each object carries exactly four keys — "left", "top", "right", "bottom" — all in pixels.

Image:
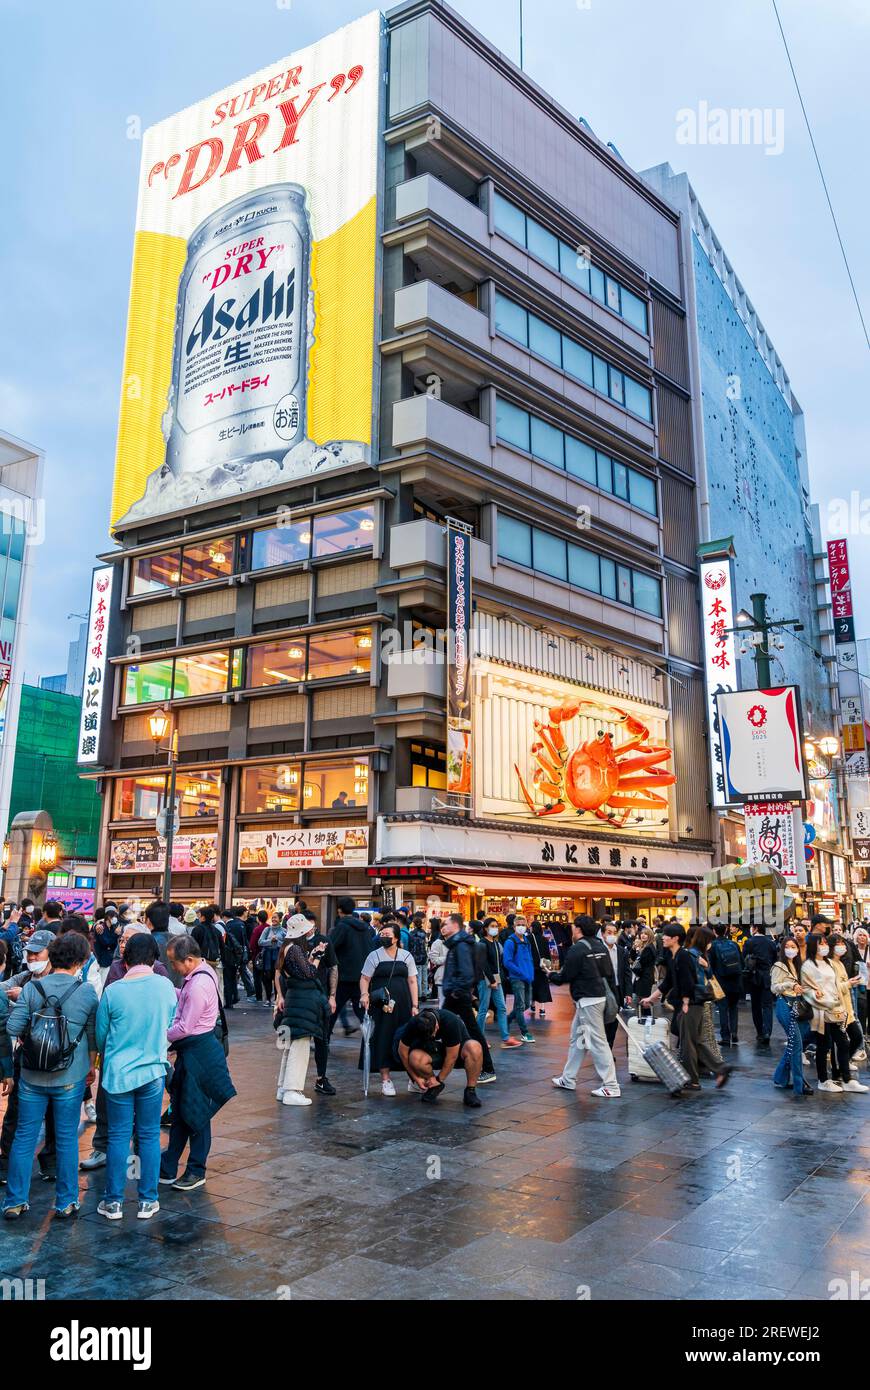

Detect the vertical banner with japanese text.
[
  {"left": 699, "top": 552, "right": 738, "bottom": 807},
  {"left": 446, "top": 519, "right": 473, "bottom": 808},
  {"left": 829, "top": 538, "right": 870, "bottom": 886},
  {"left": 77, "top": 567, "right": 117, "bottom": 767}
]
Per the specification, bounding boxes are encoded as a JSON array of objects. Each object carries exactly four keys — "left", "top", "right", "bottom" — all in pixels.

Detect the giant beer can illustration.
[{"left": 163, "top": 183, "right": 310, "bottom": 477}]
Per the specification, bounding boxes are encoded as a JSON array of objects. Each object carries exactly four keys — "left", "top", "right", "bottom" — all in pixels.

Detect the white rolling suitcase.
[{"left": 620, "top": 1007, "right": 672, "bottom": 1083}]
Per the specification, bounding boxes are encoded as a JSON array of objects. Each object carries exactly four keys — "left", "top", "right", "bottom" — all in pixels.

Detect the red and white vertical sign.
[
  {"left": 77, "top": 566, "right": 114, "bottom": 766},
  {"left": 744, "top": 801, "right": 806, "bottom": 885},
  {"left": 699, "top": 557, "right": 738, "bottom": 808}
]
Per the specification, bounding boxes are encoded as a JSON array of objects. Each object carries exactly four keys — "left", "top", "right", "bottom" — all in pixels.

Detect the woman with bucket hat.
[{"left": 274, "top": 914, "right": 330, "bottom": 1108}]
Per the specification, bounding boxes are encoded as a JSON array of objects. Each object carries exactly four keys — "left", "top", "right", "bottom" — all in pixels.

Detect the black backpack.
[
  {"left": 20, "top": 979, "right": 87, "bottom": 1073},
  {"left": 409, "top": 929, "right": 429, "bottom": 966}
]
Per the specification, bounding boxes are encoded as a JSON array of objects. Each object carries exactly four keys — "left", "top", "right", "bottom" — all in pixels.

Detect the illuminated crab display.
[{"left": 514, "top": 700, "right": 676, "bottom": 825}]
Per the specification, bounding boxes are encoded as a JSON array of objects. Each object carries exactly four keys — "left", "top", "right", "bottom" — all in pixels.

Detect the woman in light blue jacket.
[{"left": 94, "top": 933, "right": 177, "bottom": 1221}]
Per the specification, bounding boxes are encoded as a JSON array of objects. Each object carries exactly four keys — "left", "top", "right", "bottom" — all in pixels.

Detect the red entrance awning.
[{"left": 439, "top": 871, "right": 669, "bottom": 899}]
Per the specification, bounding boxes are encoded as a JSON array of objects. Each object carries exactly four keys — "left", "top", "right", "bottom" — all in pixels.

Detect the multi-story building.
[
  {"left": 83, "top": 2, "right": 715, "bottom": 926},
  {"left": 0, "top": 429, "right": 43, "bottom": 850},
  {"left": 643, "top": 163, "right": 852, "bottom": 914},
  {"left": 40, "top": 619, "right": 89, "bottom": 698}
]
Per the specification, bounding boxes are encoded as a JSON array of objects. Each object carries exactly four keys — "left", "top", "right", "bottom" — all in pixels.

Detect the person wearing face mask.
[
  {"left": 853, "top": 927, "right": 870, "bottom": 1036},
  {"left": 600, "top": 921, "right": 632, "bottom": 1050},
  {"left": 359, "top": 922, "right": 418, "bottom": 1097},
  {"left": 273, "top": 915, "right": 331, "bottom": 1107},
  {"left": 771, "top": 936, "right": 814, "bottom": 1096},
  {"left": 503, "top": 915, "right": 536, "bottom": 1044},
  {"left": 828, "top": 936, "right": 866, "bottom": 1082},
  {"left": 0, "top": 931, "right": 57, "bottom": 1186},
  {"left": 477, "top": 918, "right": 522, "bottom": 1050},
  {"left": 801, "top": 934, "right": 867, "bottom": 1093},
  {"left": 529, "top": 919, "right": 554, "bottom": 1021}
]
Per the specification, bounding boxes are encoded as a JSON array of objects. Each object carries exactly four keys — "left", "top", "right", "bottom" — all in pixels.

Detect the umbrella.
[{"left": 360, "top": 1010, "right": 374, "bottom": 1096}]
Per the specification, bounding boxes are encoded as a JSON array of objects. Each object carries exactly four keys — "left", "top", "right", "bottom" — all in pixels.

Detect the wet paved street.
[{"left": 6, "top": 987, "right": 870, "bottom": 1301}]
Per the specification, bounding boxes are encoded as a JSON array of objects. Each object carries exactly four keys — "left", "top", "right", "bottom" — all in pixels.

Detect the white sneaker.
[
  {"left": 281, "top": 1091, "right": 312, "bottom": 1107},
  {"left": 591, "top": 1085, "right": 621, "bottom": 1098},
  {"left": 407, "top": 1078, "right": 418, "bottom": 1092},
  {"left": 818, "top": 1080, "right": 844, "bottom": 1092},
  {"left": 854, "top": 1050, "right": 867, "bottom": 1063},
  {"left": 83, "top": 1102, "right": 97, "bottom": 1124},
  {"left": 843, "top": 1079, "right": 869, "bottom": 1093},
  {"left": 381, "top": 1079, "right": 396, "bottom": 1097},
  {"left": 552, "top": 1076, "right": 575, "bottom": 1090}
]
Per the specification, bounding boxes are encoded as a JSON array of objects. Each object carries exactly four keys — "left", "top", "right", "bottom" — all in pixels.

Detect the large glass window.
[
  {"left": 495, "top": 398, "right": 530, "bottom": 451},
  {"left": 312, "top": 506, "right": 375, "bottom": 558},
  {"left": 494, "top": 295, "right": 652, "bottom": 420},
  {"left": 241, "top": 763, "right": 301, "bottom": 814},
  {"left": 303, "top": 760, "right": 369, "bottom": 809},
  {"left": 494, "top": 397, "right": 658, "bottom": 515},
  {"left": 176, "top": 771, "right": 222, "bottom": 818},
  {"left": 533, "top": 531, "right": 567, "bottom": 581},
  {"left": 308, "top": 630, "right": 372, "bottom": 680},
  {"left": 493, "top": 192, "right": 526, "bottom": 245},
  {"left": 526, "top": 219, "right": 559, "bottom": 270},
  {"left": 497, "top": 515, "right": 532, "bottom": 567},
  {"left": 632, "top": 570, "right": 663, "bottom": 617},
  {"left": 122, "top": 658, "right": 174, "bottom": 706},
  {"left": 251, "top": 519, "right": 310, "bottom": 570},
  {"left": 494, "top": 293, "right": 528, "bottom": 346},
  {"left": 528, "top": 314, "right": 561, "bottom": 366},
  {"left": 131, "top": 551, "right": 181, "bottom": 596},
  {"left": 493, "top": 193, "right": 650, "bottom": 336},
  {"left": 181, "top": 539, "right": 233, "bottom": 585},
  {"left": 173, "top": 652, "right": 233, "bottom": 699},
  {"left": 411, "top": 743, "right": 447, "bottom": 790},
  {"left": 113, "top": 775, "right": 166, "bottom": 820},
  {"left": 248, "top": 638, "right": 306, "bottom": 688},
  {"left": 497, "top": 521, "right": 661, "bottom": 617}
]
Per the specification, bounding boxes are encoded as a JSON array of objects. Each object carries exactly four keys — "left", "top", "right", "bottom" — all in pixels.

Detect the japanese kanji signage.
[
  {"left": 744, "top": 801, "right": 805, "bottom": 885},
  {"left": 716, "top": 686, "right": 806, "bottom": 803},
  {"left": 108, "top": 833, "right": 217, "bottom": 873},
  {"left": 699, "top": 555, "right": 738, "bottom": 808},
  {"left": 828, "top": 538, "right": 870, "bottom": 856},
  {"left": 446, "top": 519, "right": 473, "bottom": 808},
  {"left": 77, "top": 566, "right": 115, "bottom": 766},
  {"left": 238, "top": 825, "right": 369, "bottom": 871}
]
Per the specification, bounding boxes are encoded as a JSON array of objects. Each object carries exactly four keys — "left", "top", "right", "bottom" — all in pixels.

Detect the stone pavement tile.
[
  {"left": 635, "top": 1237, "right": 729, "bottom": 1275},
  {"left": 707, "top": 1247, "right": 809, "bottom": 1293},
  {"left": 357, "top": 1224, "right": 483, "bottom": 1269},
  {"left": 588, "top": 1278, "right": 678, "bottom": 1301},
  {"left": 144, "top": 1284, "right": 234, "bottom": 1300},
  {"left": 429, "top": 1231, "right": 568, "bottom": 1281},
  {"left": 285, "top": 1254, "right": 407, "bottom": 1300},
  {"left": 494, "top": 1261, "right": 595, "bottom": 1301},
  {"left": 606, "top": 1257, "right": 703, "bottom": 1298},
  {"left": 562, "top": 1209, "right": 678, "bottom": 1249}
]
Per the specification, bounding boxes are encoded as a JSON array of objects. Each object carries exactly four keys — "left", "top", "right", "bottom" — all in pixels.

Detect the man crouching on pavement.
[{"left": 394, "top": 1008, "right": 483, "bottom": 1108}]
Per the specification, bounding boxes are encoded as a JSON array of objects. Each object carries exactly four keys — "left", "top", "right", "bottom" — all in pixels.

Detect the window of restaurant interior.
[{"left": 411, "top": 744, "right": 447, "bottom": 790}]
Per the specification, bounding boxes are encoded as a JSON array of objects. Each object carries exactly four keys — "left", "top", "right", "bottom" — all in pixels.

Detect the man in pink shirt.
[{"left": 159, "top": 936, "right": 235, "bottom": 1192}]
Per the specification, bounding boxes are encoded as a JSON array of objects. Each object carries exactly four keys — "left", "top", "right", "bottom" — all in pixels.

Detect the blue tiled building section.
[{"left": 693, "top": 234, "right": 828, "bottom": 733}]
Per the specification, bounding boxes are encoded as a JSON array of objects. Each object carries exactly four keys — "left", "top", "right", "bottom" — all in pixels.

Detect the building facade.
[
  {"left": 643, "top": 163, "right": 852, "bottom": 916},
  {"left": 0, "top": 430, "right": 43, "bottom": 850},
  {"left": 84, "top": 2, "right": 714, "bottom": 925}
]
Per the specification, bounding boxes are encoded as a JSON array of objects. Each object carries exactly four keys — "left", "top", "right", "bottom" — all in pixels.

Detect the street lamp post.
[
  {"left": 148, "top": 706, "right": 178, "bottom": 905},
  {"left": 730, "top": 593, "right": 804, "bottom": 688}
]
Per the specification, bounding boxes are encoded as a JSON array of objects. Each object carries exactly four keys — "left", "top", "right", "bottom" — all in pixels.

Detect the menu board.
[{"left": 108, "top": 833, "right": 217, "bottom": 873}]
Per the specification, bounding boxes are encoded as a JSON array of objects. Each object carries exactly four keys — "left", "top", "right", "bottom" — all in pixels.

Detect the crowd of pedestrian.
[{"left": 2, "top": 890, "right": 869, "bottom": 1223}]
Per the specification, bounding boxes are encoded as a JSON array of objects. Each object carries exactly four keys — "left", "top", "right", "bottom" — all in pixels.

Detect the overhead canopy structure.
[{"left": 439, "top": 872, "right": 670, "bottom": 899}]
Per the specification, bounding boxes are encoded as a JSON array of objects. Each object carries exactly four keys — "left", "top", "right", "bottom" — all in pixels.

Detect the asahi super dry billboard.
[{"left": 111, "top": 12, "right": 383, "bottom": 530}]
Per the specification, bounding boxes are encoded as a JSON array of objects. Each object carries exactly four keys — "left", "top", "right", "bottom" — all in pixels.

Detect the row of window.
[
  {"left": 113, "top": 760, "right": 370, "bottom": 820},
  {"left": 495, "top": 399, "right": 657, "bottom": 515},
  {"left": 131, "top": 505, "right": 376, "bottom": 597},
  {"left": 493, "top": 192, "right": 649, "bottom": 335},
  {"left": 498, "top": 515, "right": 662, "bottom": 617},
  {"left": 494, "top": 292, "right": 652, "bottom": 422},
  {"left": 121, "top": 628, "right": 373, "bottom": 707}
]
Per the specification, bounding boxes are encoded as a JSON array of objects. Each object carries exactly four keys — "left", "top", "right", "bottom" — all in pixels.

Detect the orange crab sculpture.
[{"left": 515, "top": 700, "right": 676, "bottom": 824}]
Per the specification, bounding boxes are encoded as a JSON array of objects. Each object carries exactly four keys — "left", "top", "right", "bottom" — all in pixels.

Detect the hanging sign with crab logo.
[{"left": 716, "top": 686, "right": 807, "bottom": 804}]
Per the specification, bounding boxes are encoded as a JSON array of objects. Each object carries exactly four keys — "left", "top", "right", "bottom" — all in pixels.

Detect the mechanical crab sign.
[{"left": 514, "top": 699, "right": 676, "bottom": 825}]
